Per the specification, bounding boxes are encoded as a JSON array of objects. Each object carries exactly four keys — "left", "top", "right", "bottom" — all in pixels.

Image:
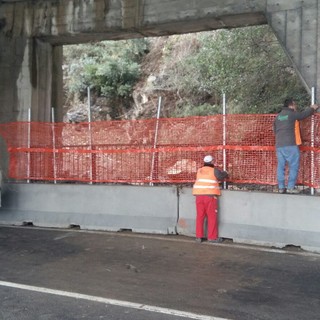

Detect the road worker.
[
  {"left": 192, "top": 155, "right": 228, "bottom": 243},
  {"left": 273, "top": 98, "right": 319, "bottom": 194}
]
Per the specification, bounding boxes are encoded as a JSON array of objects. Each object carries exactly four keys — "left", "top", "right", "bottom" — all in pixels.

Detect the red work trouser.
[{"left": 195, "top": 195, "right": 218, "bottom": 240}]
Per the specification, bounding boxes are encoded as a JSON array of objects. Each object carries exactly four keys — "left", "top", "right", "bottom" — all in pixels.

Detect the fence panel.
[{"left": 0, "top": 114, "right": 319, "bottom": 188}]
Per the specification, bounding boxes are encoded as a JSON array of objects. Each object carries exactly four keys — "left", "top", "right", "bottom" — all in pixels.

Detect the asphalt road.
[{"left": 0, "top": 226, "right": 319, "bottom": 320}]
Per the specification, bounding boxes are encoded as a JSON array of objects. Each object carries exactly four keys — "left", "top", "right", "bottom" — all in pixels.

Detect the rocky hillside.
[
  {"left": 64, "top": 36, "right": 183, "bottom": 122},
  {"left": 64, "top": 27, "right": 309, "bottom": 123}
]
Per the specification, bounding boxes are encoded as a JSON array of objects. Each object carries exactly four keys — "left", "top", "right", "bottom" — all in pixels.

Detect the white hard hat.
[{"left": 203, "top": 155, "right": 213, "bottom": 163}]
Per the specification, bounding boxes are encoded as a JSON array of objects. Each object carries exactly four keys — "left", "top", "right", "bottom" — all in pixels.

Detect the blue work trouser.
[{"left": 276, "top": 145, "right": 300, "bottom": 189}]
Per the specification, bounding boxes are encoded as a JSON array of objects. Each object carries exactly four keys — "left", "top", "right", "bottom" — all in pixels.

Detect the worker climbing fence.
[{"left": 0, "top": 114, "right": 319, "bottom": 188}]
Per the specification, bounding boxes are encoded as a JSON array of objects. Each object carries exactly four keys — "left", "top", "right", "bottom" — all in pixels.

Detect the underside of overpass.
[{"left": 0, "top": 0, "right": 319, "bottom": 123}]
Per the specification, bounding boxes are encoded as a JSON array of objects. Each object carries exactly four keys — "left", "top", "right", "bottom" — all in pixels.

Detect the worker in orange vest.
[{"left": 192, "top": 155, "right": 228, "bottom": 243}]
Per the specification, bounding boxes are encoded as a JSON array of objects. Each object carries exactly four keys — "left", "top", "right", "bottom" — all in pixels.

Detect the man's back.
[{"left": 274, "top": 107, "right": 313, "bottom": 147}]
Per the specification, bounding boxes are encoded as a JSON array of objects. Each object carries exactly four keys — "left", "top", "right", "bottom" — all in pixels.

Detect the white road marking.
[
  {"left": 0, "top": 280, "right": 231, "bottom": 320},
  {"left": 53, "top": 233, "right": 75, "bottom": 240}
]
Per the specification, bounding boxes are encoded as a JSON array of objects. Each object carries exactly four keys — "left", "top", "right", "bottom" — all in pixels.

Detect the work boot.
[
  {"left": 278, "top": 188, "right": 285, "bottom": 194},
  {"left": 287, "top": 188, "right": 300, "bottom": 194}
]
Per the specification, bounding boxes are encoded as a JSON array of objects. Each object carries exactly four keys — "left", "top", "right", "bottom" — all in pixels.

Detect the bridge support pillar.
[
  {"left": 267, "top": 0, "right": 320, "bottom": 101},
  {"left": 0, "top": 35, "right": 63, "bottom": 122}
]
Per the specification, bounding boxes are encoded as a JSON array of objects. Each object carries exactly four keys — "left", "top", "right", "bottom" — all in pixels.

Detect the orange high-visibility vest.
[
  {"left": 192, "top": 166, "right": 221, "bottom": 196},
  {"left": 295, "top": 120, "right": 302, "bottom": 145}
]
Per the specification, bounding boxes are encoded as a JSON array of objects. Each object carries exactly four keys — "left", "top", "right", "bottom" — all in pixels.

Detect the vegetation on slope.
[{"left": 63, "top": 26, "right": 309, "bottom": 121}]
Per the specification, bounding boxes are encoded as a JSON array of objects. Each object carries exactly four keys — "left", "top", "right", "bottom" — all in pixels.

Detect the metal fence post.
[
  {"left": 311, "top": 87, "right": 315, "bottom": 195},
  {"left": 223, "top": 93, "right": 227, "bottom": 189},
  {"left": 27, "top": 108, "right": 31, "bottom": 183},
  {"left": 51, "top": 108, "right": 57, "bottom": 184},
  {"left": 150, "top": 96, "right": 162, "bottom": 186},
  {"left": 87, "top": 87, "right": 93, "bottom": 184}
]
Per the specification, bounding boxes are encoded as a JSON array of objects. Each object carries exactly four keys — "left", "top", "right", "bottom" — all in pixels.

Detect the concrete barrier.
[
  {"left": 0, "top": 183, "right": 178, "bottom": 234},
  {"left": 178, "top": 187, "right": 320, "bottom": 253},
  {"left": 1, "top": 183, "right": 320, "bottom": 253},
  {"left": 0, "top": 170, "right": 2, "bottom": 207},
  {"left": 176, "top": 187, "right": 196, "bottom": 236}
]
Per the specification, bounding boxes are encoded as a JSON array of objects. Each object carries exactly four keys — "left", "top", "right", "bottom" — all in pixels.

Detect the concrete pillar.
[
  {"left": 0, "top": 35, "right": 27, "bottom": 122},
  {"left": 0, "top": 35, "right": 63, "bottom": 179},
  {"left": 29, "top": 39, "right": 51, "bottom": 121},
  {"left": 267, "top": 0, "right": 320, "bottom": 100},
  {"left": 0, "top": 35, "right": 62, "bottom": 122},
  {"left": 52, "top": 46, "right": 64, "bottom": 122}
]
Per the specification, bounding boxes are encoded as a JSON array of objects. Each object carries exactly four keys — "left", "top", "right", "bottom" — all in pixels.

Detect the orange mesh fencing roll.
[{"left": 0, "top": 114, "right": 319, "bottom": 188}]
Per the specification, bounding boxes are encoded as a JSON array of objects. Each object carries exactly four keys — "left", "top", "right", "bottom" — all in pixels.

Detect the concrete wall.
[
  {"left": 267, "top": 0, "right": 320, "bottom": 99},
  {"left": 0, "top": 35, "right": 62, "bottom": 122},
  {"left": 178, "top": 187, "right": 320, "bottom": 253},
  {"left": 0, "top": 183, "right": 178, "bottom": 234},
  {"left": 1, "top": 0, "right": 320, "bottom": 124},
  {"left": 1, "top": 183, "right": 320, "bottom": 253},
  {"left": 0, "top": 170, "right": 1, "bottom": 207}
]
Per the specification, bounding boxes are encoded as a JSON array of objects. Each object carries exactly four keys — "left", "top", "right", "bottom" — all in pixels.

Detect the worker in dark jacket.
[
  {"left": 192, "top": 155, "right": 228, "bottom": 243},
  {"left": 273, "top": 98, "right": 318, "bottom": 194}
]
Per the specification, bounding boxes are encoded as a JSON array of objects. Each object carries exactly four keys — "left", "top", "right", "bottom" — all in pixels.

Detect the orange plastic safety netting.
[{"left": 0, "top": 114, "right": 319, "bottom": 187}]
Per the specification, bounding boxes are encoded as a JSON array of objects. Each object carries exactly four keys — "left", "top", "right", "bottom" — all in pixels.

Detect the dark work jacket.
[
  {"left": 204, "top": 163, "right": 228, "bottom": 180},
  {"left": 273, "top": 107, "right": 314, "bottom": 148}
]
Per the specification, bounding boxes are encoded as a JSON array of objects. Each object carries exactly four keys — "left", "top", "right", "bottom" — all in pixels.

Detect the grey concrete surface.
[
  {"left": 1, "top": 183, "right": 319, "bottom": 253},
  {"left": 0, "top": 226, "right": 320, "bottom": 320},
  {"left": 178, "top": 188, "right": 320, "bottom": 253},
  {"left": 1, "top": 0, "right": 320, "bottom": 122},
  {"left": 0, "top": 286, "right": 200, "bottom": 320},
  {"left": 0, "top": 183, "right": 178, "bottom": 234}
]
